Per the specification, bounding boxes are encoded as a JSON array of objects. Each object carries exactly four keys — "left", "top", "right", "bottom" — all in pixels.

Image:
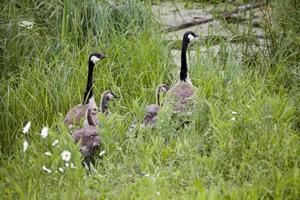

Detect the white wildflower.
[
  {"left": 58, "top": 167, "right": 64, "bottom": 173},
  {"left": 23, "top": 140, "right": 29, "bottom": 152},
  {"left": 61, "top": 150, "right": 71, "bottom": 162},
  {"left": 231, "top": 111, "right": 237, "bottom": 115},
  {"left": 70, "top": 163, "right": 77, "bottom": 169},
  {"left": 19, "top": 21, "right": 34, "bottom": 29},
  {"left": 42, "top": 165, "right": 52, "bottom": 174},
  {"left": 144, "top": 173, "right": 150, "bottom": 177},
  {"left": 246, "top": 105, "right": 250, "bottom": 108},
  {"left": 231, "top": 117, "right": 236, "bottom": 121},
  {"left": 44, "top": 151, "right": 52, "bottom": 156},
  {"left": 157, "top": 191, "right": 160, "bottom": 196},
  {"left": 40, "top": 127, "right": 49, "bottom": 138},
  {"left": 65, "top": 163, "right": 69, "bottom": 168},
  {"left": 99, "top": 150, "right": 106, "bottom": 157},
  {"left": 52, "top": 139, "right": 59, "bottom": 147},
  {"left": 23, "top": 121, "right": 31, "bottom": 134}
]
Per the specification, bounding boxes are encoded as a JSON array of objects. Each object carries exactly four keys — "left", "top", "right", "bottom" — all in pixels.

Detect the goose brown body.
[
  {"left": 64, "top": 97, "right": 97, "bottom": 127},
  {"left": 167, "top": 81, "right": 196, "bottom": 114}
]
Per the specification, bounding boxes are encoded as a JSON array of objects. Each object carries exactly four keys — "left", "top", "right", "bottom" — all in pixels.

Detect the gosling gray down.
[
  {"left": 142, "top": 84, "right": 170, "bottom": 127},
  {"left": 73, "top": 108, "right": 101, "bottom": 158}
]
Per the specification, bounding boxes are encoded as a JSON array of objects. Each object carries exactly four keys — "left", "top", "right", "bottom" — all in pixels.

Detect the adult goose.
[
  {"left": 142, "top": 84, "right": 170, "bottom": 127},
  {"left": 166, "top": 31, "right": 199, "bottom": 115},
  {"left": 64, "top": 53, "right": 106, "bottom": 128},
  {"left": 73, "top": 108, "right": 100, "bottom": 164}
]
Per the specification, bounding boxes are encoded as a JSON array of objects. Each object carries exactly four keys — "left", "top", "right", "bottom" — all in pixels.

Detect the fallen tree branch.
[
  {"left": 168, "top": 34, "right": 268, "bottom": 49},
  {"left": 166, "top": 0, "right": 267, "bottom": 32}
]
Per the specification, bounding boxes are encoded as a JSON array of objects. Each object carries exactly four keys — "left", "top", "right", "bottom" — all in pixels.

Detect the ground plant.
[{"left": 0, "top": 0, "right": 299, "bottom": 199}]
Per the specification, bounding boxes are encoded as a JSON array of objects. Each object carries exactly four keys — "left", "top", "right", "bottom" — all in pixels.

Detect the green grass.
[{"left": 0, "top": 0, "right": 300, "bottom": 199}]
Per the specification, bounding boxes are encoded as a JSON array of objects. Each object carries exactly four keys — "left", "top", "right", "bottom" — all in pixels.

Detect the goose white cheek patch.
[
  {"left": 90, "top": 55, "right": 100, "bottom": 64},
  {"left": 188, "top": 34, "right": 195, "bottom": 41}
]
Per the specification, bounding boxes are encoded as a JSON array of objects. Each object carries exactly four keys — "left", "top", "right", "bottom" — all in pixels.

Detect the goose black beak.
[
  {"left": 191, "top": 34, "right": 199, "bottom": 43},
  {"left": 100, "top": 54, "right": 107, "bottom": 59}
]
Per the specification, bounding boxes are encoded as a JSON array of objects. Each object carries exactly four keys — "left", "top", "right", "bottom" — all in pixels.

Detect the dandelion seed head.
[
  {"left": 40, "top": 127, "right": 49, "bottom": 138},
  {"left": 23, "top": 122, "right": 31, "bottom": 134}
]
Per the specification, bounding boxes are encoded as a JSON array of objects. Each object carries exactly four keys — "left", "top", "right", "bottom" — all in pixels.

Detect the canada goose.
[
  {"left": 73, "top": 108, "right": 101, "bottom": 159},
  {"left": 166, "top": 31, "right": 199, "bottom": 114},
  {"left": 64, "top": 53, "right": 106, "bottom": 127},
  {"left": 142, "top": 84, "right": 170, "bottom": 127}
]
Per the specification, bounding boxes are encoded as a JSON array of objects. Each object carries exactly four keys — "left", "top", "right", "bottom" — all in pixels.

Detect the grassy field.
[{"left": 0, "top": 0, "right": 300, "bottom": 199}]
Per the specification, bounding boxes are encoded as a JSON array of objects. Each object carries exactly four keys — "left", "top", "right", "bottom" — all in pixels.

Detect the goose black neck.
[
  {"left": 83, "top": 61, "right": 94, "bottom": 104},
  {"left": 180, "top": 39, "right": 189, "bottom": 82}
]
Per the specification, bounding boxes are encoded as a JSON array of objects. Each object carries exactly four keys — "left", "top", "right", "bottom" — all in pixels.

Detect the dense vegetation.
[{"left": 0, "top": 0, "right": 299, "bottom": 199}]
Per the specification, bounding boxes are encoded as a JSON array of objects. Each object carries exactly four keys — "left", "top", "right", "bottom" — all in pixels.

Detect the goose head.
[
  {"left": 100, "top": 90, "right": 118, "bottom": 115},
  {"left": 89, "top": 53, "right": 106, "bottom": 64},
  {"left": 156, "top": 84, "right": 170, "bottom": 106},
  {"left": 102, "top": 90, "right": 119, "bottom": 101},
  {"left": 183, "top": 31, "right": 199, "bottom": 44},
  {"left": 157, "top": 84, "right": 170, "bottom": 94}
]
